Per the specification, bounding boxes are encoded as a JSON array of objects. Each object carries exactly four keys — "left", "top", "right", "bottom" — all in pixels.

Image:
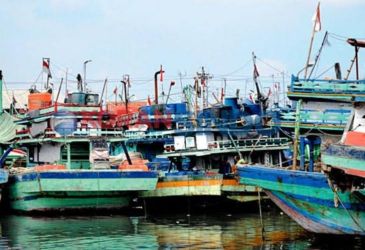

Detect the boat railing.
[
  {"left": 163, "top": 137, "right": 290, "bottom": 155},
  {"left": 176, "top": 117, "right": 251, "bottom": 129},
  {"left": 272, "top": 108, "right": 351, "bottom": 128},
  {"left": 207, "top": 137, "right": 291, "bottom": 151},
  {"left": 290, "top": 76, "right": 365, "bottom": 95}
]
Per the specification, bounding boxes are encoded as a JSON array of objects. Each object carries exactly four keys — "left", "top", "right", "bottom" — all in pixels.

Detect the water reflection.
[{"left": 0, "top": 212, "right": 313, "bottom": 249}]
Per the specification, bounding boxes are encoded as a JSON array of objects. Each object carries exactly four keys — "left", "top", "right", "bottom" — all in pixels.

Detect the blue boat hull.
[{"left": 238, "top": 165, "right": 365, "bottom": 235}]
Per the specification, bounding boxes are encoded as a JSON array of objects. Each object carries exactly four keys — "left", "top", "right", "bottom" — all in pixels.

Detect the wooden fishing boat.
[
  {"left": 238, "top": 35, "right": 365, "bottom": 235},
  {"left": 238, "top": 165, "right": 365, "bottom": 235},
  {"left": 7, "top": 165, "right": 157, "bottom": 212},
  {"left": 133, "top": 62, "right": 288, "bottom": 208},
  {"left": 4, "top": 61, "right": 158, "bottom": 212}
]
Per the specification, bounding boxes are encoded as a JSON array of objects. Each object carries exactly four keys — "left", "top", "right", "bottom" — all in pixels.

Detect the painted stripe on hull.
[
  {"left": 156, "top": 179, "right": 221, "bottom": 188},
  {"left": 140, "top": 179, "right": 222, "bottom": 197},
  {"left": 322, "top": 153, "right": 365, "bottom": 178},
  {"left": 8, "top": 171, "right": 158, "bottom": 211},
  {"left": 266, "top": 191, "right": 365, "bottom": 235},
  {"left": 11, "top": 170, "right": 157, "bottom": 182},
  {"left": 238, "top": 166, "right": 329, "bottom": 188},
  {"left": 9, "top": 177, "right": 158, "bottom": 198},
  {"left": 11, "top": 195, "right": 131, "bottom": 212}
]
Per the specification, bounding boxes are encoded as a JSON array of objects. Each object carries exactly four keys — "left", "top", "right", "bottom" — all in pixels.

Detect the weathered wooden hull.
[
  {"left": 140, "top": 172, "right": 223, "bottom": 197},
  {"left": 238, "top": 165, "right": 365, "bottom": 235},
  {"left": 7, "top": 170, "right": 158, "bottom": 212},
  {"left": 323, "top": 144, "right": 365, "bottom": 178}
]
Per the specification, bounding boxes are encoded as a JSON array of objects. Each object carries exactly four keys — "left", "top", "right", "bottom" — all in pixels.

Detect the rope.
[
  {"left": 315, "top": 64, "right": 335, "bottom": 79},
  {"left": 326, "top": 177, "right": 365, "bottom": 232},
  {"left": 257, "top": 190, "right": 265, "bottom": 239}
]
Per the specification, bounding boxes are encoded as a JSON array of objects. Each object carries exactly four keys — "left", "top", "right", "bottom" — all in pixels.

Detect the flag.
[
  {"left": 221, "top": 87, "right": 224, "bottom": 102},
  {"left": 312, "top": 2, "right": 321, "bottom": 32},
  {"left": 113, "top": 86, "right": 118, "bottom": 95},
  {"left": 160, "top": 65, "right": 164, "bottom": 82},
  {"left": 42, "top": 58, "right": 52, "bottom": 78},
  {"left": 201, "top": 78, "right": 206, "bottom": 87},
  {"left": 170, "top": 81, "right": 175, "bottom": 86}
]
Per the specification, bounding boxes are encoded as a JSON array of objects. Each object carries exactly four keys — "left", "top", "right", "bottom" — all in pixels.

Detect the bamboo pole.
[{"left": 304, "top": 2, "right": 320, "bottom": 79}]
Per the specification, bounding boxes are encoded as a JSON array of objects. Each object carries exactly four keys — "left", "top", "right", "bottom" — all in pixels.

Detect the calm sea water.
[{"left": 0, "top": 211, "right": 364, "bottom": 249}]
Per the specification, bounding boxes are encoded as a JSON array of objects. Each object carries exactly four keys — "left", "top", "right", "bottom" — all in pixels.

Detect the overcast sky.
[{"left": 1, "top": 0, "right": 365, "bottom": 101}]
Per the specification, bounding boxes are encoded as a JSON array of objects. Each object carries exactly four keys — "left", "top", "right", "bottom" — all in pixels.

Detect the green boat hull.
[{"left": 7, "top": 170, "right": 158, "bottom": 212}]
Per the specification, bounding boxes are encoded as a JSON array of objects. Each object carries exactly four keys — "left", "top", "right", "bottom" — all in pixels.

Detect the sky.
[{"left": 1, "top": 0, "right": 365, "bottom": 102}]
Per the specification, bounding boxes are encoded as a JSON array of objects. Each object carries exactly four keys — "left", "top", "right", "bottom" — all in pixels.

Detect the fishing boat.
[
  {"left": 238, "top": 36, "right": 365, "bottom": 235},
  {"left": 321, "top": 39, "right": 365, "bottom": 180},
  {"left": 125, "top": 62, "right": 289, "bottom": 209},
  {"left": 4, "top": 60, "right": 158, "bottom": 212}
]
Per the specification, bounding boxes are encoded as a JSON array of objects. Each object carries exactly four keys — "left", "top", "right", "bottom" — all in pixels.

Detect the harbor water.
[{"left": 1, "top": 211, "right": 364, "bottom": 249}]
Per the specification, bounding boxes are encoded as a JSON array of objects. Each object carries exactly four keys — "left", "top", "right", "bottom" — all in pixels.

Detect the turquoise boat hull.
[
  {"left": 238, "top": 165, "right": 365, "bottom": 235},
  {"left": 7, "top": 170, "right": 158, "bottom": 212}
]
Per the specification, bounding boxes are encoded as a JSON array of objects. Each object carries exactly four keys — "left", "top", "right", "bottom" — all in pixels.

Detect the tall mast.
[
  {"left": 304, "top": 2, "right": 321, "bottom": 79},
  {"left": 308, "top": 31, "right": 328, "bottom": 79},
  {"left": 197, "top": 67, "right": 211, "bottom": 109}
]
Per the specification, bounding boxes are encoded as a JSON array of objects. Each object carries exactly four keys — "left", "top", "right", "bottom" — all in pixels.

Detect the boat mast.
[
  {"left": 194, "top": 77, "right": 199, "bottom": 123},
  {"left": 304, "top": 2, "right": 321, "bottom": 79},
  {"left": 308, "top": 31, "right": 328, "bottom": 79},
  {"left": 121, "top": 75, "right": 129, "bottom": 114},
  {"left": 292, "top": 99, "right": 302, "bottom": 170},
  {"left": 252, "top": 52, "right": 266, "bottom": 124}
]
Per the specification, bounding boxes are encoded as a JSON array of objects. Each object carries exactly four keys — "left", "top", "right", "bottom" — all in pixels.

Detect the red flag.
[
  {"left": 221, "top": 87, "right": 224, "bottom": 102},
  {"left": 201, "top": 78, "right": 206, "bottom": 87},
  {"left": 42, "top": 58, "right": 52, "bottom": 78},
  {"left": 312, "top": 3, "right": 321, "bottom": 32},
  {"left": 160, "top": 65, "right": 163, "bottom": 82},
  {"left": 267, "top": 88, "right": 272, "bottom": 97},
  {"left": 147, "top": 95, "right": 152, "bottom": 105},
  {"left": 113, "top": 86, "right": 118, "bottom": 95}
]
